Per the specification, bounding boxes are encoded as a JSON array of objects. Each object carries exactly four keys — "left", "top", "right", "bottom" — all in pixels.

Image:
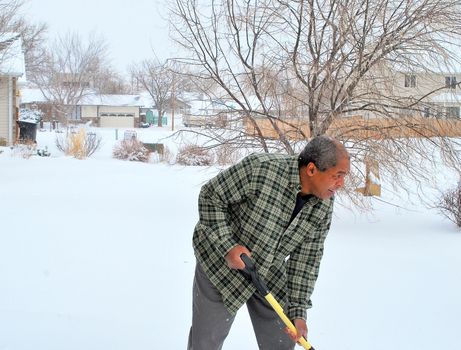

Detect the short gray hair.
[{"left": 298, "top": 136, "right": 348, "bottom": 171}]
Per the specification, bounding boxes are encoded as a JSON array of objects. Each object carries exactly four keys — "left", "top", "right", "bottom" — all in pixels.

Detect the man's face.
[{"left": 307, "top": 156, "right": 350, "bottom": 199}]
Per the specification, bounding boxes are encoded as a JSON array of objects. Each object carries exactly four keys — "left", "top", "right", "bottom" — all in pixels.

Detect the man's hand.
[
  {"left": 224, "top": 245, "right": 251, "bottom": 269},
  {"left": 284, "top": 318, "right": 308, "bottom": 344}
]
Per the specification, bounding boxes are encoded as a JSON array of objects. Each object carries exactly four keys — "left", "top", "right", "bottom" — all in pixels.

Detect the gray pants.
[{"left": 187, "top": 263, "right": 295, "bottom": 350}]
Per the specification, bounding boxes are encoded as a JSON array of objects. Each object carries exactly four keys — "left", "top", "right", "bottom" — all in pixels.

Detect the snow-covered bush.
[
  {"left": 11, "top": 142, "right": 36, "bottom": 159},
  {"left": 176, "top": 145, "right": 213, "bottom": 166},
  {"left": 148, "top": 144, "right": 173, "bottom": 164},
  {"left": 161, "top": 145, "right": 173, "bottom": 164},
  {"left": 113, "top": 139, "right": 149, "bottom": 162},
  {"left": 438, "top": 181, "right": 461, "bottom": 228},
  {"left": 55, "top": 129, "right": 102, "bottom": 159}
]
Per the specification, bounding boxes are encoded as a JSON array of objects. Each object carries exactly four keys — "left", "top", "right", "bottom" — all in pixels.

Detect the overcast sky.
[{"left": 23, "top": 0, "right": 177, "bottom": 74}]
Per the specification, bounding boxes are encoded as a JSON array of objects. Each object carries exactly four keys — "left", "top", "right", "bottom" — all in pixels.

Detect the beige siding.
[
  {"left": 99, "top": 116, "right": 134, "bottom": 128},
  {"left": 0, "top": 78, "right": 9, "bottom": 143},
  {"left": 81, "top": 105, "right": 98, "bottom": 119},
  {"left": 394, "top": 72, "right": 461, "bottom": 99}
]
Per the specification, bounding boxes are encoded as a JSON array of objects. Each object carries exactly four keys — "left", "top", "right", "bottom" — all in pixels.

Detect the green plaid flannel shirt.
[{"left": 193, "top": 153, "right": 333, "bottom": 320}]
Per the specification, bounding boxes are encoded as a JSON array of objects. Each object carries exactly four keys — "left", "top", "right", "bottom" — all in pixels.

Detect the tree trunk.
[{"left": 158, "top": 110, "right": 163, "bottom": 127}]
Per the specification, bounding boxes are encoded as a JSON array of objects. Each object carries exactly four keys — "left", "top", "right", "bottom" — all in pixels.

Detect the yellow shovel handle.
[{"left": 264, "top": 293, "right": 314, "bottom": 350}]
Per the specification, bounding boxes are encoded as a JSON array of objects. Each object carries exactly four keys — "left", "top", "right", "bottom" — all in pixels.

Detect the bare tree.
[
  {"left": 94, "top": 67, "right": 130, "bottom": 95},
  {"left": 29, "top": 32, "right": 110, "bottom": 123},
  {"left": 171, "top": 0, "right": 461, "bottom": 205},
  {"left": 130, "top": 59, "right": 176, "bottom": 127},
  {"left": 0, "top": 0, "right": 47, "bottom": 74}
]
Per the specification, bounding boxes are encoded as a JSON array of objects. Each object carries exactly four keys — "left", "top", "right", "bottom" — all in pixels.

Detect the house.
[
  {"left": 21, "top": 89, "right": 145, "bottom": 128},
  {"left": 243, "top": 68, "right": 461, "bottom": 140},
  {"left": 393, "top": 71, "right": 461, "bottom": 118},
  {"left": 0, "top": 33, "right": 25, "bottom": 146},
  {"left": 182, "top": 95, "right": 236, "bottom": 128},
  {"left": 139, "top": 94, "right": 191, "bottom": 126},
  {"left": 75, "top": 94, "right": 144, "bottom": 128}
]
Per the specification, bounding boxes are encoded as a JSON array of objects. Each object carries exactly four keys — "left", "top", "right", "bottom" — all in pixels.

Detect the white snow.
[
  {"left": 0, "top": 126, "right": 460, "bottom": 350},
  {"left": 18, "top": 108, "right": 42, "bottom": 124},
  {"left": 80, "top": 94, "right": 145, "bottom": 107},
  {"left": 20, "top": 89, "right": 146, "bottom": 107},
  {"left": 0, "top": 33, "right": 25, "bottom": 77}
]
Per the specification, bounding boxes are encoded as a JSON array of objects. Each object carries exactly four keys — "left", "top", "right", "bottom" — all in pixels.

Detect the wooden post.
[{"left": 355, "top": 157, "right": 381, "bottom": 197}]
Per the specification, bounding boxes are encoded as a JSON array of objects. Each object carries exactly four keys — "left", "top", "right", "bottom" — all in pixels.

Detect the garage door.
[{"left": 99, "top": 116, "right": 134, "bottom": 128}]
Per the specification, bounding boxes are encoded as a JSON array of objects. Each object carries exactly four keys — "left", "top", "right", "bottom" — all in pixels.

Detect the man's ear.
[{"left": 306, "top": 162, "right": 316, "bottom": 176}]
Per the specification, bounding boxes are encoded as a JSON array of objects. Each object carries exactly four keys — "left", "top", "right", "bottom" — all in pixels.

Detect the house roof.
[
  {"left": 79, "top": 94, "right": 144, "bottom": 107},
  {"left": 138, "top": 91, "right": 191, "bottom": 109},
  {"left": 0, "top": 33, "right": 25, "bottom": 77},
  {"left": 187, "top": 97, "right": 240, "bottom": 114},
  {"left": 20, "top": 88, "right": 145, "bottom": 107},
  {"left": 20, "top": 88, "right": 48, "bottom": 103}
]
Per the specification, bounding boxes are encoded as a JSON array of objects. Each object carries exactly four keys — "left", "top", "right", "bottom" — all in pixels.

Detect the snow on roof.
[
  {"left": 20, "top": 88, "right": 146, "bottom": 107},
  {"left": 20, "top": 88, "right": 48, "bottom": 104},
  {"left": 79, "top": 94, "right": 145, "bottom": 107},
  {"left": 138, "top": 92, "right": 154, "bottom": 107},
  {"left": 186, "top": 94, "right": 237, "bottom": 114},
  {"left": 0, "top": 33, "right": 25, "bottom": 77}
]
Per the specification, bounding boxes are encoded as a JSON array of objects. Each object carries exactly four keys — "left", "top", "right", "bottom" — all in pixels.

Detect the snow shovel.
[{"left": 240, "top": 254, "right": 315, "bottom": 350}]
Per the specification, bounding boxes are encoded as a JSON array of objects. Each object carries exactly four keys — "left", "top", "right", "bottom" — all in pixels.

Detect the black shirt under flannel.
[{"left": 193, "top": 153, "right": 334, "bottom": 320}]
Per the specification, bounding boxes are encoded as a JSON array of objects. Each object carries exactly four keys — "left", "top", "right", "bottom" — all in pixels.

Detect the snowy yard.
[{"left": 0, "top": 126, "right": 460, "bottom": 350}]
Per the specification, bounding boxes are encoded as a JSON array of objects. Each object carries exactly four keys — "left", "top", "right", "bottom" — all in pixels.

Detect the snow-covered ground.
[{"left": 0, "top": 126, "right": 460, "bottom": 350}]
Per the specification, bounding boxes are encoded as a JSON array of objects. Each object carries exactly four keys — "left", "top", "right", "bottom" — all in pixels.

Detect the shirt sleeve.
[
  {"left": 285, "top": 202, "right": 333, "bottom": 320},
  {"left": 197, "top": 154, "right": 256, "bottom": 257}
]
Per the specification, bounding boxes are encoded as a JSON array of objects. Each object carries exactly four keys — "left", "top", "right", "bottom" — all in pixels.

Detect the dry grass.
[
  {"left": 176, "top": 144, "right": 214, "bottom": 166},
  {"left": 55, "top": 129, "right": 102, "bottom": 159}
]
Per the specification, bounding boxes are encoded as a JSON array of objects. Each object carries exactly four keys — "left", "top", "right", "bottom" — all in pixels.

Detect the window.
[
  {"left": 69, "top": 106, "right": 81, "bottom": 120},
  {"left": 404, "top": 74, "right": 416, "bottom": 88},
  {"left": 445, "top": 76, "right": 457, "bottom": 89},
  {"left": 423, "top": 107, "right": 430, "bottom": 118},
  {"left": 446, "top": 106, "right": 460, "bottom": 118}
]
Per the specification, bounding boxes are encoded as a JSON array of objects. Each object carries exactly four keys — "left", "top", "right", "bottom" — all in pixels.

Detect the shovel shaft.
[
  {"left": 264, "top": 293, "right": 313, "bottom": 350},
  {"left": 240, "top": 254, "right": 315, "bottom": 350}
]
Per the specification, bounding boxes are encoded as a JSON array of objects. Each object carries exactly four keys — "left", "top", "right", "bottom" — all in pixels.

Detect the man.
[{"left": 188, "top": 136, "right": 350, "bottom": 349}]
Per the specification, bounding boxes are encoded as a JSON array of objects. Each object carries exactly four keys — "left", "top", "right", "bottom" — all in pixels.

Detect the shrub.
[
  {"left": 161, "top": 145, "right": 173, "bottom": 164},
  {"left": 438, "top": 181, "right": 461, "bottom": 227},
  {"left": 215, "top": 144, "right": 241, "bottom": 166},
  {"left": 113, "top": 139, "right": 150, "bottom": 162},
  {"left": 146, "top": 143, "right": 173, "bottom": 164},
  {"left": 176, "top": 145, "right": 213, "bottom": 166},
  {"left": 11, "top": 142, "right": 36, "bottom": 159},
  {"left": 56, "top": 129, "right": 102, "bottom": 159}
]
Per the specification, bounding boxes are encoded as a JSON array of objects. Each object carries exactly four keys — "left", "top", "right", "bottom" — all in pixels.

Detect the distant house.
[
  {"left": 76, "top": 94, "right": 144, "bottom": 128},
  {"left": 21, "top": 89, "right": 145, "bottom": 128},
  {"left": 0, "top": 33, "right": 25, "bottom": 145},
  {"left": 392, "top": 71, "right": 461, "bottom": 118},
  {"left": 182, "top": 96, "right": 236, "bottom": 128},
  {"left": 139, "top": 94, "right": 191, "bottom": 126}
]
